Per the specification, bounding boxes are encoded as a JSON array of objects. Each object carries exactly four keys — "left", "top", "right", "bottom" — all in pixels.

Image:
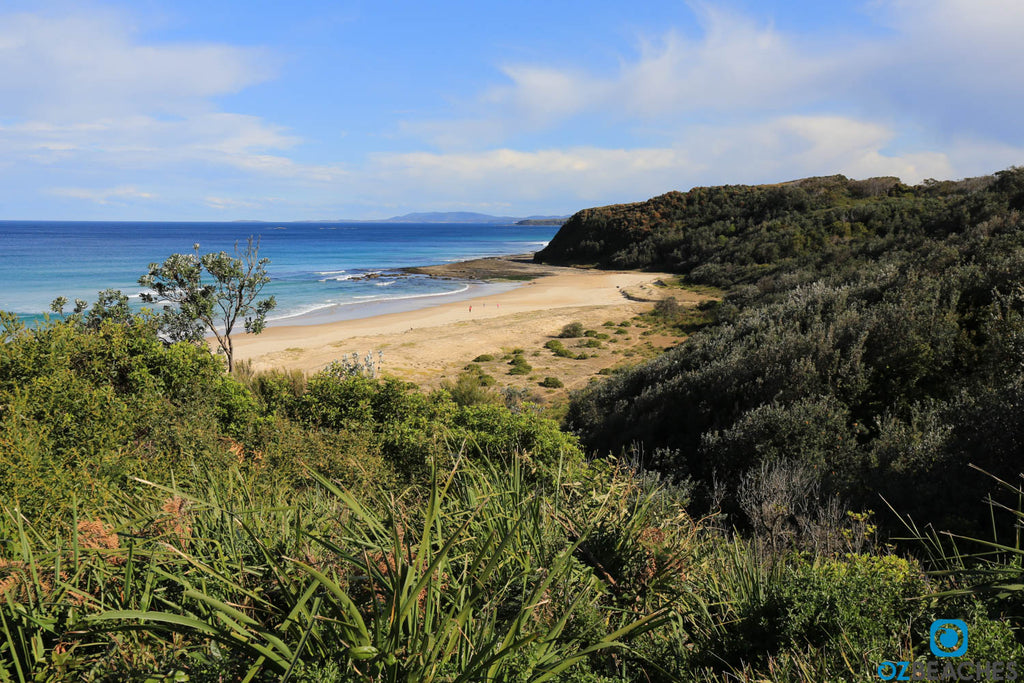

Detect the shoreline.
[
  {"left": 263, "top": 280, "right": 522, "bottom": 327},
  {"left": 231, "top": 254, "right": 708, "bottom": 385},
  {"left": 261, "top": 253, "right": 555, "bottom": 328}
]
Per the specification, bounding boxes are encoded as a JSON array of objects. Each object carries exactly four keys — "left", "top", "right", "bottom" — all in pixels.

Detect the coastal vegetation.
[
  {"left": 4, "top": 168, "right": 1024, "bottom": 679},
  {"left": 139, "top": 237, "right": 276, "bottom": 372},
  {"left": 539, "top": 168, "right": 1024, "bottom": 537}
]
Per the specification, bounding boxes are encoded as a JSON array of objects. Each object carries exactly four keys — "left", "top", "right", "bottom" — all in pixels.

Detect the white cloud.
[
  {"left": 484, "top": 65, "right": 606, "bottom": 125},
  {"left": 0, "top": 12, "right": 274, "bottom": 120},
  {"left": 680, "top": 116, "right": 956, "bottom": 184},
  {"left": 205, "top": 196, "right": 259, "bottom": 210},
  {"left": 49, "top": 185, "right": 157, "bottom": 205},
  {"left": 368, "top": 115, "right": 961, "bottom": 211},
  {"left": 615, "top": 7, "right": 838, "bottom": 117},
  {"left": 405, "top": 4, "right": 845, "bottom": 147},
  {"left": 877, "top": 0, "right": 1024, "bottom": 46},
  {"left": 0, "top": 8, "right": 348, "bottom": 199},
  {"left": 860, "top": 1, "right": 1024, "bottom": 139},
  {"left": 373, "top": 146, "right": 694, "bottom": 202},
  {"left": 403, "top": 0, "right": 1024, "bottom": 174},
  {"left": 0, "top": 111, "right": 345, "bottom": 182}
]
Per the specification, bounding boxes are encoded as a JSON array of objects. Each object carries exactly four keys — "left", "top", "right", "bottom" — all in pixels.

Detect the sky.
[{"left": 2, "top": 0, "right": 1024, "bottom": 221}]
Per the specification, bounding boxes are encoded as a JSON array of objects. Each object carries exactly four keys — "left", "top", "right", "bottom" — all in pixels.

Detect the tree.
[
  {"left": 50, "top": 289, "right": 147, "bottom": 329},
  {"left": 139, "top": 237, "right": 276, "bottom": 371}
]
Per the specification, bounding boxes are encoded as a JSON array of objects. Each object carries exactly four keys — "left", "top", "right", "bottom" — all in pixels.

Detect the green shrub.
[
  {"left": 545, "top": 340, "right": 588, "bottom": 360},
  {"left": 0, "top": 315, "right": 238, "bottom": 526},
  {"left": 559, "top": 322, "right": 585, "bottom": 338},
  {"left": 448, "top": 403, "right": 583, "bottom": 470},
  {"left": 472, "top": 353, "right": 495, "bottom": 362},
  {"left": 442, "top": 368, "right": 499, "bottom": 407},
  {"left": 298, "top": 373, "right": 377, "bottom": 428},
  {"left": 508, "top": 352, "right": 533, "bottom": 375},
  {"left": 700, "top": 395, "right": 855, "bottom": 482},
  {"left": 540, "top": 377, "right": 564, "bottom": 388},
  {"left": 459, "top": 363, "right": 496, "bottom": 384},
  {"left": 253, "top": 414, "right": 392, "bottom": 490},
  {"left": 777, "top": 554, "right": 926, "bottom": 665},
  {"left": 653, "top": 296, "right": 682, "bottom": 320},
  {"left": 214, "top": 376, "right": 260, "bottom": 439},
  {"left": 250, "top": 368, "right": 306, "bottom": 415},
  {"left": 679, "top": 545, "right": 925, "bottom": 676},
  {"left": 545, "top": 339, "right": 569, "bottom": 355}
]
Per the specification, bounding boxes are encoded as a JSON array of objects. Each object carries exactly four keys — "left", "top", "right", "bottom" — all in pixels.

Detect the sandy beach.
[{"left": 231, "top": 256, "right": 708, "bottom": 389}]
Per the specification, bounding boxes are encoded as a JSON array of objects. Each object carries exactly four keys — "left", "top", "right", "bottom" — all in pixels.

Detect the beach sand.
[{"left": 231, "top": 257, "right": 710, "bottom": 390}]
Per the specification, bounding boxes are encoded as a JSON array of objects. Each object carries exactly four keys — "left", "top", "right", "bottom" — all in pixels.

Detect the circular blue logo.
[{"left": 929, "top": 619, "right": 968, "bottom": 658}]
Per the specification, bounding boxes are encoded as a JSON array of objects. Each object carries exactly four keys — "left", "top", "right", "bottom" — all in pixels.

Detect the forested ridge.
[{"left": 536, "top": 172, "right": 1005, "bottom": 279}]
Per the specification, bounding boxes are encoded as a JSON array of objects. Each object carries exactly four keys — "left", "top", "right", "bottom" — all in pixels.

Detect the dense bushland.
[
  {"left": 5, "top": 305, "right": 1014, "bottom": 680},
  {"left": 0, "top": 312, "right": 580, "bottom": 531},
  {"left": 535, "top": 172, "right": 1000, "bottom": 281},
  {"left": 548, "top": 168, "right": 1024, "bottom": 536}
]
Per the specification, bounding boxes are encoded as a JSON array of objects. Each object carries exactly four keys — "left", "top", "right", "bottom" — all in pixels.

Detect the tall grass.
[
  {"left": 2, "top": 456, "right": 675, "bottom": 681},
  {"left": 2, "top": 450, "right": 974, "bottom": 681},
  {"left": 894, "top": 465, "right": 1024, "bottom": 611}
]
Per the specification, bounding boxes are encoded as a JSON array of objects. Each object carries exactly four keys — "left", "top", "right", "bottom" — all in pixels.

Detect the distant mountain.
[
  {"left": 380, "top": 212, "right": 518, "bottom": 224},
  {"left": 379, "top": 212, "right": 569, "bottom": 225}
]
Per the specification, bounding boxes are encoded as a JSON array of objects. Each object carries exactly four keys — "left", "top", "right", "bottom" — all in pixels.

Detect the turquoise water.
[{"left": 0, "top": 221, "right": 558, "bottom": 325}]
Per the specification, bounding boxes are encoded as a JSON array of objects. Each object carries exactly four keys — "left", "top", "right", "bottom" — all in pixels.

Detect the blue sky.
[{"left": 2, "top": 0, "right": 1023, "bottom": 220}]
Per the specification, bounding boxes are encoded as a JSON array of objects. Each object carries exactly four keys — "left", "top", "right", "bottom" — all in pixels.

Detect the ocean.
[{"left": 0, "top": 221, "right": 559, "bottom": 326}]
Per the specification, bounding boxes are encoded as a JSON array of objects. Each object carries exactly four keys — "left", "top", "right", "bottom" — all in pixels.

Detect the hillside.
[
  {"left": 535, "top": 174, "right": 994, "bottom": 282},
  {"left": 541, "top": 167, "right": 1024, "bottom": 532}
]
